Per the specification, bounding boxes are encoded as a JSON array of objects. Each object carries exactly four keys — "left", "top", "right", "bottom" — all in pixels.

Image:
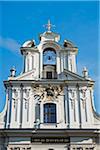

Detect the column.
[
  {"left": 56, "top": 51, "right": 61, "bottom": 74},
  {"left": 40, "top": 52, "right": 43, "bottom": 78},
  {"left": 66, "top": 86, "right": 70, "bottom": 128},
  {"left": 23, "top": 55, "right": 26, "bottom": 73},
  {"left": 64, "top": 86, "right": 68, "bottom": 126},
  {"left": 19, "top": 84, "right": 23, "bottom": 128},
  {"left": 77, "top": 85, "right": 82, "bottom": 128},
  {"left": 7, "top": 86, "right": 12, "bottom": 128}
]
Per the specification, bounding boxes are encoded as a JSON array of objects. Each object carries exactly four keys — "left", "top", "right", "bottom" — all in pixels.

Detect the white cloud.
[{"left": 0, "top": 36, "right": 21, "bottom": 54}]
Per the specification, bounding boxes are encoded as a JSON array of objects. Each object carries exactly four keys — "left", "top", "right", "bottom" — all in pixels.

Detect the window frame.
[
  {"left": 46, "top": 71, "right": 52, "bottom": 79},
  {"left": 44, "top": 103, "right": 57, "bottom": 123}
]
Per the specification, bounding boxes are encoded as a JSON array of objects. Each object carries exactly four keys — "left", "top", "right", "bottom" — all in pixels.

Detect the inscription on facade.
[{"left": 31, "top": 137, "right": 70, "bottom": 143}]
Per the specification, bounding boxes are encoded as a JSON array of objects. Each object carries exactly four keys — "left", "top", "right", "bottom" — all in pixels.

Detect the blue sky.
[{"left": 0, "top": 1, "right": 99, "bottom": 113}]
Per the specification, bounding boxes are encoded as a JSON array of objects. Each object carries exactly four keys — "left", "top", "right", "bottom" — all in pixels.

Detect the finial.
[
  {"left": 10, "top": 66, "right": 16, "bottom": 77},
  {"left": 64, "top": 40, "right": 68, "bottom": 47},
  {"left": 82, "top": 67, "right": 88, "bottom": 78},
  {"left": 43, "top": 20, "right": 55, "bottom": 32}
]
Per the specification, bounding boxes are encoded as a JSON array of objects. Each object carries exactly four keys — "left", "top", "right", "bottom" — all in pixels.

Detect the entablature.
[{"left": 4, "top": 79, "right": 94, "bottom": 89}]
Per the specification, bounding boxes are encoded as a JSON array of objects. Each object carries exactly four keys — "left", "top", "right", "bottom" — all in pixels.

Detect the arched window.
[
  {"left": 43, "top": 48, "right": 57, "bottom": 79},
  {"left": 44, "top": 103, "right": 56, "bottom": 123},
  {"left": 43, "top": 48, "right": 56, "bottom": 65}
]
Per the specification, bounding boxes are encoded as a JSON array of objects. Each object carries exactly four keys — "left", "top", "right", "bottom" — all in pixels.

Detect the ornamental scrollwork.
[{"left": 33, "top": 84, "right": 63, "bottom": 102}]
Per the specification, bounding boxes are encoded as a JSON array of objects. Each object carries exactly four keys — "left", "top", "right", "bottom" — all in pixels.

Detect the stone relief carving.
[
  {"left": 23, "top": 89, "right": 30, "bottom": 109},
  {"left": 69, "top": 89, "right": 76, "bottom": 121},
  {"left": 12, "top": 89, "right": 18, "bottom": 108},
  {"left": 69, "top": 58, "right": 72, "bottom": 71},
  {"left": 80, "top": 89, "right": 87, "bottom": 109},
  {"left": 33, "top": 84, "right": 63, "bottom": 102},
  {"left": 69, "top": 89, "right": 76, "bottom": 109}
]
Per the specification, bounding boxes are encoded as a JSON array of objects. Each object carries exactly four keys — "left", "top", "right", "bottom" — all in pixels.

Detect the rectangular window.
[
  {"left": 44, "top": 103, "right": 56, "bottom": 123},
  {"left": 47, "top": 72, "right": 52, "bottom": 79}
]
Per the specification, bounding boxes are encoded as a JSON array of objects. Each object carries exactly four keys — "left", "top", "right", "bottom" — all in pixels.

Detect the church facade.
[{"left": 0, "top": 21, "right": 100, "bottom": 150}]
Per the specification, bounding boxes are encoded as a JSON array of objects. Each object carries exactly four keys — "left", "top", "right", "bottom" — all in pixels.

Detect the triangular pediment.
[
  {"left": 14, "top": 69, "right": 37, "bottom": 80},
  {"left": 62, "top": 69, "right": 86, "bottom": 81}
]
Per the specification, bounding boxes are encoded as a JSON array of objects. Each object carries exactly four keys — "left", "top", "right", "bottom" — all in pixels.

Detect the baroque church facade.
[{"left": 0, "top": 21, "right": 100, "bottom": 150}]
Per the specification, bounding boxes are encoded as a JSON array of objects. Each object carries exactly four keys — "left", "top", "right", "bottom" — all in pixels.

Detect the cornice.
[
  {"left": 0, "top": 128, "right": 99, "bottom": 137},
  {"left": 20, "top": 47, "right": 39, "bottom": 55},
  {"left": 3, "top": 79, "right": 94, "bottom": 88}
]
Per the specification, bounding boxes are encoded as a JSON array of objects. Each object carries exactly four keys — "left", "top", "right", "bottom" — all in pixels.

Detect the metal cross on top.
[{"left": 44, "top": 20, "right": 55, "bottom": 31}]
